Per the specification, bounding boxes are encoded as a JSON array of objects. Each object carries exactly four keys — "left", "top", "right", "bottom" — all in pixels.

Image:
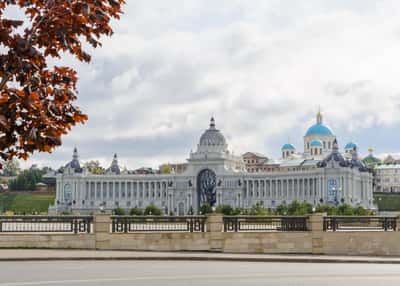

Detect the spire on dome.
[
  {"left": 332, "top": 138, "right": 339, "bottom": 152},
  {"left": 351, "top": 146, "right": 358, "bottom": 160},
  {"left": 73, "top": 147, "right": 78, "bottom": 160},
  {"left": 210, "top": 117, "right": 216, "bottom": 129},
  {"left": 107, "top": 153, "right": 120, "bottom": 175},
  {"left": 65, "top": 146, "right": 81, "bottom": 172},
  {"left": 368, "top": 147, "right": 374, "bottom": 155},
  {"left": 316, "top": 107, "right": 323, "bottom": 124}
]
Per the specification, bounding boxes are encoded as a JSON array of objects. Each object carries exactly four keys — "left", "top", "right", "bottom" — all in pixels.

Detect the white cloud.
[{"left": 13, "top": 0, "right": 400, "bottom": 169}]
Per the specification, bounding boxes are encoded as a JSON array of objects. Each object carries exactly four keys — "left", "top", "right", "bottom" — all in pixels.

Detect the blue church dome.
[
  {"left": 345, "top": 142, "right": 357, "bottom": 150},
  {"left": 305, "top": 123, "right": 334, "bottom": 136},
  {"left": 310, "top": 139, "right": 323, "bottom": 147},
  {"left": 282, "top": 143, "right": 295, "bottom": 150},
  {"left": 305, "top": 111, "right": 334, "bottom": 136}
]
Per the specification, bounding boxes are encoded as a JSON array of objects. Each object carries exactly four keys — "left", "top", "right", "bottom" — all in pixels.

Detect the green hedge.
[{"left": 374, "top": 193, "right": 400, "bottom": 211}]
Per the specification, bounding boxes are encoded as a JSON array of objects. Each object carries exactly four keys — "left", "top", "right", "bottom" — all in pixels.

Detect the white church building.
[{"left": 52, "top": 114, "right": 374, "bottom": 214}]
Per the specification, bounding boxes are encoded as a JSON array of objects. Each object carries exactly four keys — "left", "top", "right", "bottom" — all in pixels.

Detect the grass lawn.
[
  {"left": 0, "top": 193, "right": 55, "bottom": 214},
  {"left": 374, "top": 192, "right": 400, "bottom": 211}
]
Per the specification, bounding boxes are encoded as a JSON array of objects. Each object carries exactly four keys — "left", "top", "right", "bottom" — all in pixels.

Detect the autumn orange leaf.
[{"left": 0, "top": 0, "right": 125, "bottom": 165}]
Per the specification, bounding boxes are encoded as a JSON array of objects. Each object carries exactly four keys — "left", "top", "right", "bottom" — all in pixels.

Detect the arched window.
[
  {"left": 323, "top": 141, "right": 326, "bottom": 149},
  {"left": 311, "top": 149, "right": 313, "bottom": 155},
  {"left": 307, "top": 142, "right": 310, "bottom": 149}
]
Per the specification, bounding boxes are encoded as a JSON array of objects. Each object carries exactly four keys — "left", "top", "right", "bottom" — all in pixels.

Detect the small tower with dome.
[
  {"left": 281, "top": 143, "right": 296, "bottom": 159},
  {"left": 64, "top": 147, "right": 82, "bottom": 174},
  {"left": 344, "top": 142, "right": 358, "bottom": 159},
  {"left": 309, "top": 139, "right": 323, "bottom": 157},
  {"left": 363, "top": 147, "right": 381, "bottom": 168},
  {"left": 107, "top": 153, "right": 121, "bottom": 175},
  {"left": 196, "top": 117, "right": 228, "bottom": 154},
  {"left": 187, "top": 117, "right": 246, "bottom": 173}
]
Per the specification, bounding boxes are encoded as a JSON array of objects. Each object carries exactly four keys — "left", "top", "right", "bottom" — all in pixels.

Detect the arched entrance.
[{"left": 197, "top": 169, "right": 217, "bottom": 208}]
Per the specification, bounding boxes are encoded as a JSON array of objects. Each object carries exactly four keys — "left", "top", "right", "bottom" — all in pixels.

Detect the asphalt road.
[{"left": 1, "top": 261, "right": 400, "bottom": 286}]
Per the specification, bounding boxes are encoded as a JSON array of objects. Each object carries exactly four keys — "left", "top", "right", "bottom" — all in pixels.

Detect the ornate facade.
[{"left": 52, "top": 115, "right": 374, "bottom": 214}]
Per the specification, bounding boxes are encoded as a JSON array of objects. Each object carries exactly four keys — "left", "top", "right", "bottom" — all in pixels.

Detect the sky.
[{"left": 7, "top": 0, "right": 400, "bottom": 169}]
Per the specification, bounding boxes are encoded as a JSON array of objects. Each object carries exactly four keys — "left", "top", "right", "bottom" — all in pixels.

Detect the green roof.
[{"left": 363, "top": 155, "right": 381, "bottom": 166}]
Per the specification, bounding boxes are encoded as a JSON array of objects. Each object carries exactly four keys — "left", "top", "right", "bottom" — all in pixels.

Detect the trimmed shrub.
[
  {"left": 216, "top": 204, "right": 234, "bottom": 215},
  {"left": 199, "top": 203, "right": 213, "bottom": 214},
  {"left": 129, "top": 207, "right": 143, "bottom": 216},
  {"left": 113, "top": 207, "right": 125, "bottom": 215},
  {"left": 144, "top": 204, "right": 162, "bottom": 215}
]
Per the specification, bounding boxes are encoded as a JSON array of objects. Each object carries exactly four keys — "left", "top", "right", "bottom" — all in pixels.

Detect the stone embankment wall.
[{"left": 1, "top": 214, "right": 400, "bottom": 256}]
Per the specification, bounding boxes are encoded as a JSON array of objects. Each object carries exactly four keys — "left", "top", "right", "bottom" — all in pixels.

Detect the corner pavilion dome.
[
  {"left": 345, "top": 142, "right": 358, "bottom": 150},
  {"left": 65, "top": 147, "right": 81, "bottom": 171},
  {"left": 305, "top": 111, "right": 334, "bottom": 137},
  {"left": 199, "top": 117, "right": 227, "bottom": 147},
  {"left": 282, "top": 143, "right": 296, "bottom": 150}
]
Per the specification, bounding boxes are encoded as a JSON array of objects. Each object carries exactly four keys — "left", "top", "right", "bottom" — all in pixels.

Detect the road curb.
[{"left": 1, "top": 256, "right": 400, "bottom": 264}]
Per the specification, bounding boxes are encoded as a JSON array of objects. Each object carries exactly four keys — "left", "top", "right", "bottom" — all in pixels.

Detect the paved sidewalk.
[{"left": 1, "top": 249, "right": 400, "bottom": 264}]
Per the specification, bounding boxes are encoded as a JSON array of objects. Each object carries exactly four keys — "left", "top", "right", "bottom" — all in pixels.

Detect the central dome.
[
  {"left": 199, "top": 117, "right": 226, "bottom": 146},
  {"left": 305, "top": 110, "right": 334, "bottom": 137},
  {"left": 305, "top": 123, "right": 334, "bottom": 136}
]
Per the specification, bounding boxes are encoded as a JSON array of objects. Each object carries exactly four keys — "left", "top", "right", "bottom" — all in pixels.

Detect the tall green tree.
[
  {"left": 84, "top": 160, "right": 105, "bottom": 174},
  {"left": 1, "top": 159, "right": 20, "bottom": 176},
  {"left": 9, "top": 168, "right": 45, "bottom": 191}
]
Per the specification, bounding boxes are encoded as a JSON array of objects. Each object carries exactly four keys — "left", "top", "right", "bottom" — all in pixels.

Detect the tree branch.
[{"left": 0, "top": 73, "right": 11, "bottom": 91}]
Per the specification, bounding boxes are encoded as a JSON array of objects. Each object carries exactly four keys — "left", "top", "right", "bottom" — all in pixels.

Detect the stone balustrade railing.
[{"left": 1, "top": 214, "right": 400, "bottom": 255}]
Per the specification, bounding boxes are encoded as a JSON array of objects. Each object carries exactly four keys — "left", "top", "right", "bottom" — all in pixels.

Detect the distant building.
[
  {"left": 383, "top": 155, "right": 400, "bottom": 165},
  {"left": 375, "top": 164, "right": 400, "bottom": 193},
  {"left": 42, "top": 171, "right": 57, "bottom": 191},
  {"left": 35, "top": 182, "right": 48, "bottom": 192},
  {"left": 130, "top": 167, "right": 158, "bottom": 175},
  {"left": 242, "top": 152, "right": 278, "bottom": 173}
]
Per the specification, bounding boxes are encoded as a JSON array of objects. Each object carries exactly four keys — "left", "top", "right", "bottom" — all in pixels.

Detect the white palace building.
[{"left": 52, "top": 113, "right": 374, "bottom": 214}]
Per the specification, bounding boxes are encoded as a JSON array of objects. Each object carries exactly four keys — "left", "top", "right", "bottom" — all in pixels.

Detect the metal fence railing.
[
  {"left": 323, "top": 216, "right": 397, "bottom": 232},
  {"left": 223, "top": 216, "right": 308, "bottom": 232},
  {"left": 0, "top": 216, "right": 93, "bottom": 234},
  {"left": 111, "top": 216, "right": 207, "bottom": 233}
]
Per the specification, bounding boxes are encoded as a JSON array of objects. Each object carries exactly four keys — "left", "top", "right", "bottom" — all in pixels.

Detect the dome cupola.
[
  {"left": 309, "top": 139, "right": 323, "bottom": 156},
  {"left": 305, "top": 111, "right": 334, "bottom": 136},
  {"left": 363, "top": 147, "right": 381, "bottom": 168},
  {"left": 344, "top": 142, "right": 358, "bottom": 158},
  {"left": 64, "top": 147, "right": 82, "bottom": 172},
  {"left": 199, "top": 117, "right": 226, "bottom": 146},
  {"left": 197, "top": 117, "right": 228, "bottom": 154},
  {"left": 310, "top": 139, "right": 323, "bottom": 147},
  {"left": 281, "top": 143, "right": 296, "bottom": 159},
  {"left": 282, "top": 143, "right": 296, "bottom": 150},
  {"left": 107, "top": 153, "right": 121, "bottom": 175},
  {"left": 345, "top": 142, "right": 357, "bottom": 150}
]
